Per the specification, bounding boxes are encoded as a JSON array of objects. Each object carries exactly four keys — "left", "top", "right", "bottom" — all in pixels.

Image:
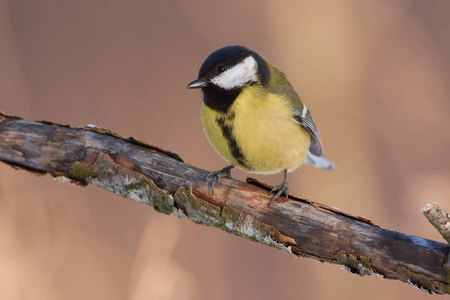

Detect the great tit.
[{"left": 187, "top": 45, "right": 336, "bottom": 206}]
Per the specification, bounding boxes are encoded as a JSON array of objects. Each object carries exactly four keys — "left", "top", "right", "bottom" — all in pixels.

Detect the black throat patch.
[{"left": 202, "top": 86, "right": 241, "bottom": 113}]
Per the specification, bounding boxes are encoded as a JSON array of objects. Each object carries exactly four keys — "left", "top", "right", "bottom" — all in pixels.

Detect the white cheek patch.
[{"left": 211, "top": 56, "right": 258, "bottom": 90}]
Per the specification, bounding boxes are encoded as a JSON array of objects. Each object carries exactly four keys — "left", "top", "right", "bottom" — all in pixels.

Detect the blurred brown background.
[{"left": 1, "top": 0, "right": 450, "bottom": 299}]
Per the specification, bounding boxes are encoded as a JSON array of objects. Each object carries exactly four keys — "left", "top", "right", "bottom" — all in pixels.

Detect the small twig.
[
  {"left": 422, "top": 203, "right": 450, "bottom": 245},
  {"left": 423, "top": 202, "right": 450, "bottom": 274}
]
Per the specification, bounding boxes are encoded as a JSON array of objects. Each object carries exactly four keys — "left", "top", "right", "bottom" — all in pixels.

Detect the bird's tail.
[{"left": 304, "top": 151, "right": 337, "bottom": 170}]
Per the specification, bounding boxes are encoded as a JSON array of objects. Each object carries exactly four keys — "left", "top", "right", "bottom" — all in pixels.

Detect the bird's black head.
[
  {"left": 187, "top": 45, "right": 270, "bottom": 90},
  {"left": 187, "top": 45, "right": 270, "bottom": 112}
]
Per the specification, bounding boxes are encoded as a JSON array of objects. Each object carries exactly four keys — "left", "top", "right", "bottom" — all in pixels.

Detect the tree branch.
[{"left": 0, "top": 112, "right": 449, "bottom": 294}]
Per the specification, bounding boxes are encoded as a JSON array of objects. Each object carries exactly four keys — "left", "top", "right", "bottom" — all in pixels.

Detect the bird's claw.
[
  {"left": 203, "top": 171, "right": 221, "bottom": 196},
  {"left": 268, "top": 178, "right": 289, "bottom": 207},
  {"left": 203, "top": 166, "right": 233, "bottom": 196}
]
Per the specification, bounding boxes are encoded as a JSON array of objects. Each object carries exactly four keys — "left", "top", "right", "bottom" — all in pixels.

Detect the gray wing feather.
[
  {"left": 294, "top": 107, "right": 323, "bottom": 156},
  {"left": 294, "top": 106, "right": 336, "bottom": 170}
]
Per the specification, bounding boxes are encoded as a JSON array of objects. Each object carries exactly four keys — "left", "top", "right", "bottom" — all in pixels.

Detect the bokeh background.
[{"left": 1, "top": 0, "right": 450, "bottom": 299}]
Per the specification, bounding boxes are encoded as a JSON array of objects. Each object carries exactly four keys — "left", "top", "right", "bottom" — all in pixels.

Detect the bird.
[{"left": 187, "top": 45, "right": 335, "bottom": 206}]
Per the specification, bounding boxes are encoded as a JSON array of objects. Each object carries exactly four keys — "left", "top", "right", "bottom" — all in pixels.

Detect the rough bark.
[{"left": 0, "top": 112, "right": 449, "bottom": 294}]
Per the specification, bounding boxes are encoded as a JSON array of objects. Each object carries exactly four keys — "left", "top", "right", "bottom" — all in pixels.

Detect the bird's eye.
[{"left": 217, "top": 65, "right": 226, "bottom": 73}]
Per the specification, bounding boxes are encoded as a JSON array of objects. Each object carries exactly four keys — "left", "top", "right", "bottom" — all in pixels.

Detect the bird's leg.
[
  {"left": 203, "top": 165, "right": 235, "bottom": 196},
  {"left": 268, "top": 169, "right": 289, "bottom": 206}
]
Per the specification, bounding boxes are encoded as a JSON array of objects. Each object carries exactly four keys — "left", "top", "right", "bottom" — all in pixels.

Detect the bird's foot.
[
  {"left": 203, "top": 165, "right": 234, "bottom": 196},
  {"left": 268, "top": 178, "right": 289, "bottom": 207}
]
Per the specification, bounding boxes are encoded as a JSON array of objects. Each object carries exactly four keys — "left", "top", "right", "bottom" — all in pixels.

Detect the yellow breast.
[{"left": 201, "top": 86, "right": 310, "bottom": 174}]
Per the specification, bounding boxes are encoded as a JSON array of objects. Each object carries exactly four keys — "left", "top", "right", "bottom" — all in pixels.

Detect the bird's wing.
[
  {"left": 262, "top": 63, "right": 336, "bottom": 170},
  {"left": 293, "top": 106, "right": 336, "bottom": 170},
  {"left": 294, "top": 105, "right": 322, "bottom": 156}
]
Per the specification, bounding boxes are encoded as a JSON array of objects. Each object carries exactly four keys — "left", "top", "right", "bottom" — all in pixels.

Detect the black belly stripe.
[{"left": 217, "top": 114, "right": 247, "bottom": 168}]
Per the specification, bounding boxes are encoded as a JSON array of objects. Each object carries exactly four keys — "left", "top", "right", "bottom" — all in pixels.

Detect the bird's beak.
[{"left": 187, "top": 78, "right": 208, "bottom": 89}]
